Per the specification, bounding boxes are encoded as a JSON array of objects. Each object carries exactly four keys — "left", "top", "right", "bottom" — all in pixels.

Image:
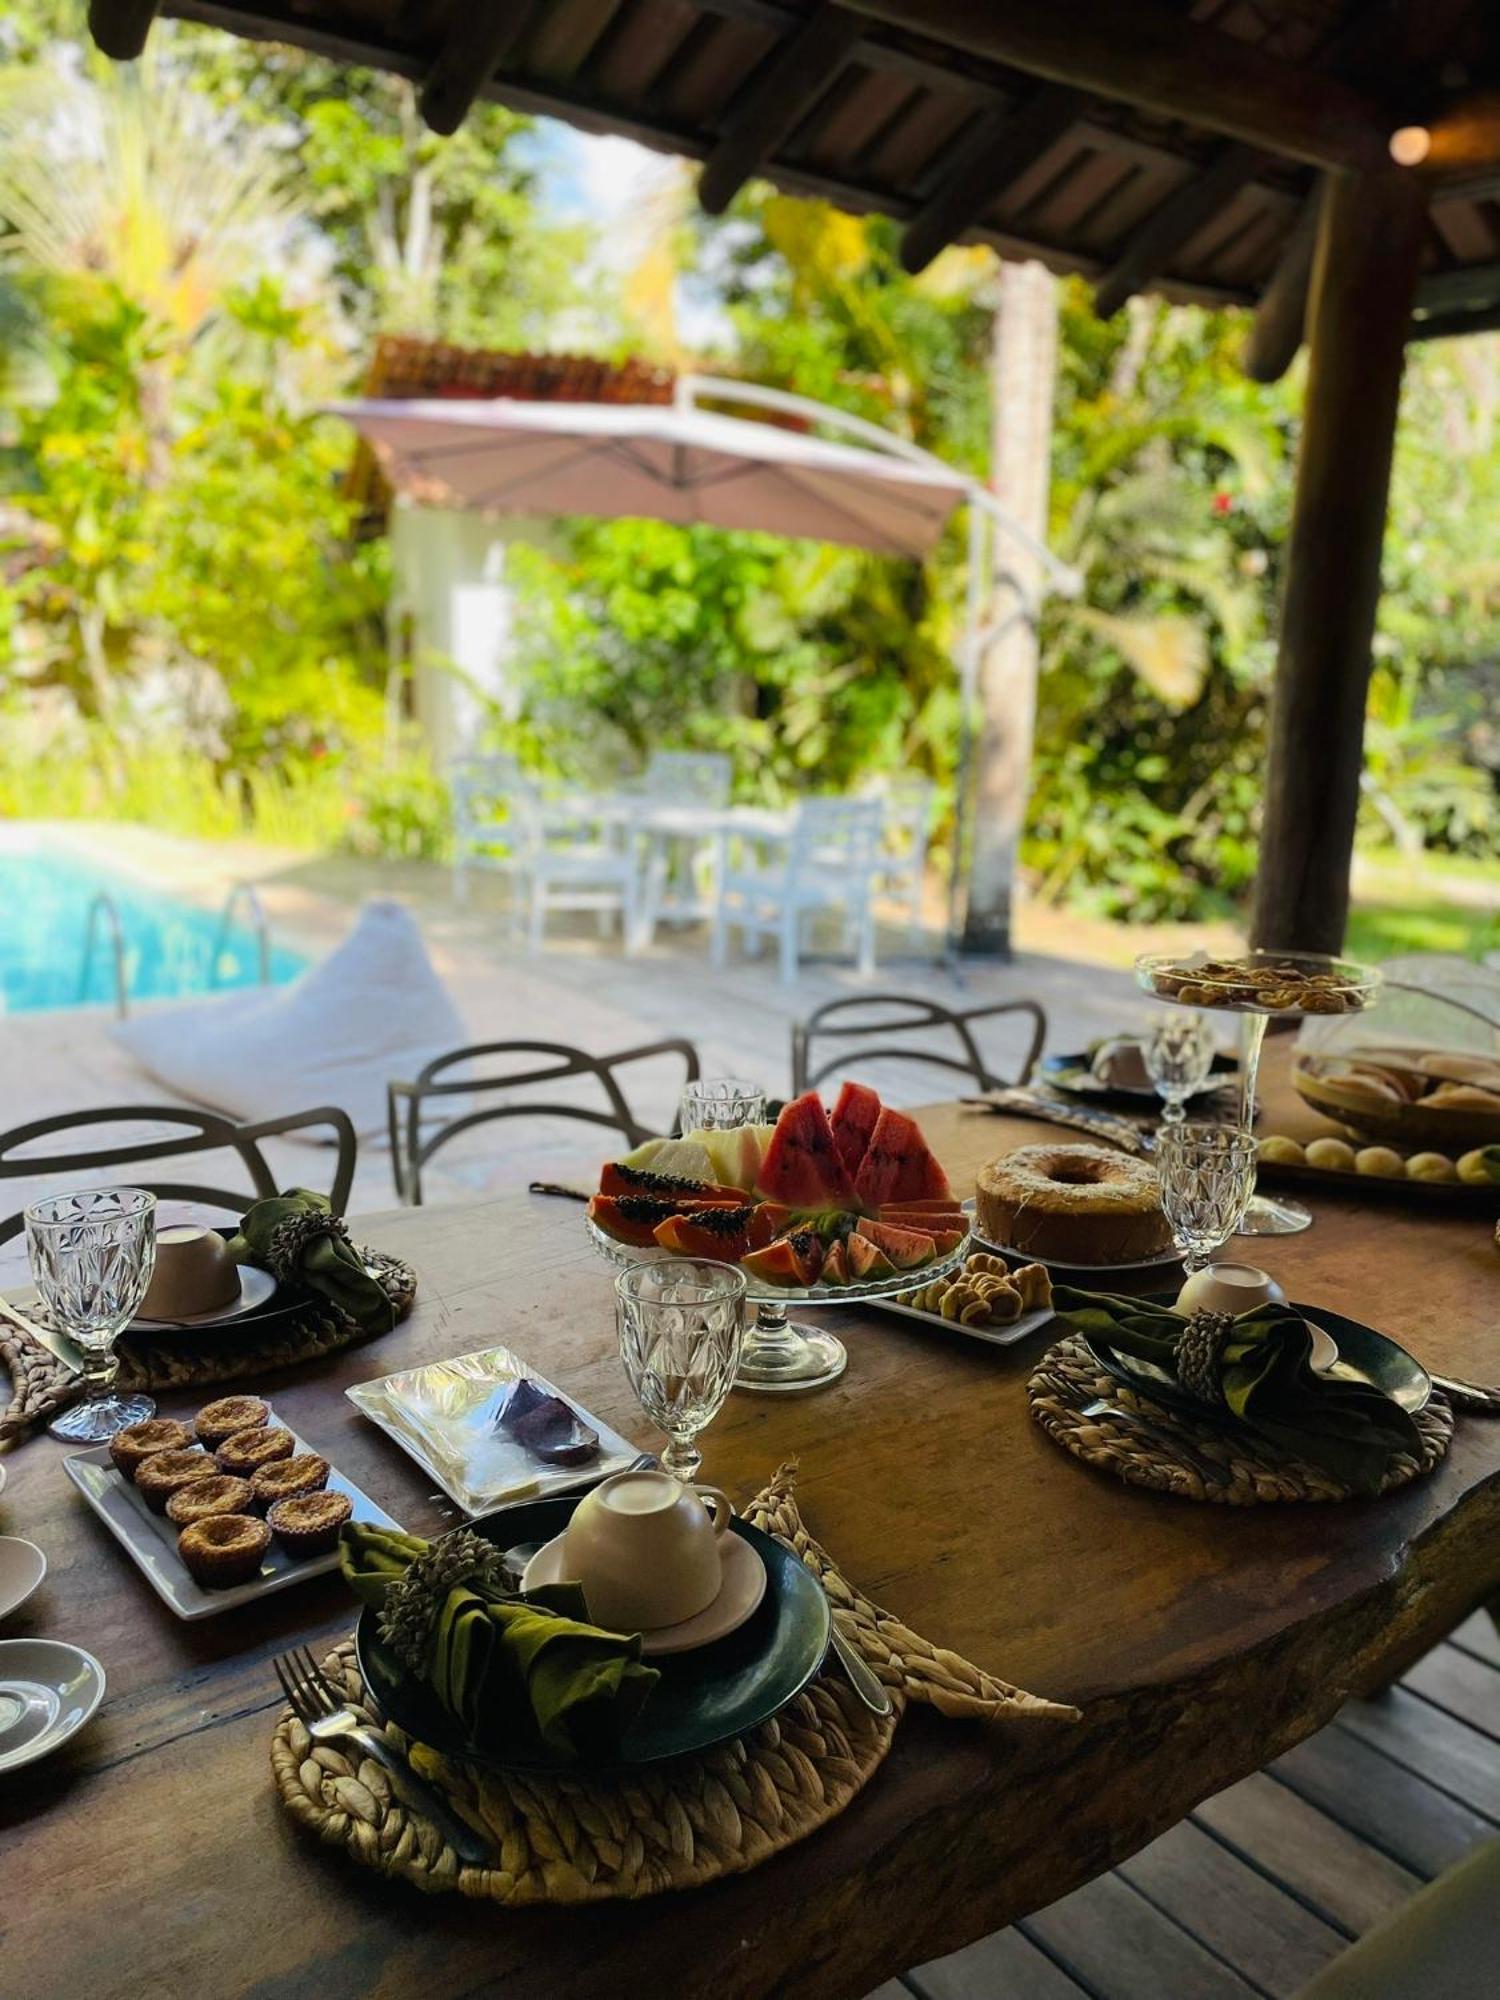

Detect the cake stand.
[
  {"left": 586, "top": 1216, "right": 970, "bottom": 1392},
  {"left": 1135, "top": 950, "right": 1382, "bottom": 1236}
]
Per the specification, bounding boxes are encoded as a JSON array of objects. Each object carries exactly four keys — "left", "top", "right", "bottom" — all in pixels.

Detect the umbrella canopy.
[{"left": 327, "top": 397, "right": 973, "bottom": 558}]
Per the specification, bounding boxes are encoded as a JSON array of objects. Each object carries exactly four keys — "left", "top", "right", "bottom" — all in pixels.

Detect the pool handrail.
[
  {"left": 78, "top": 893, "right": 130, "bottom": 1019},
  {"left": 210, "top": 884, "right": 272, "bottom": 988}
]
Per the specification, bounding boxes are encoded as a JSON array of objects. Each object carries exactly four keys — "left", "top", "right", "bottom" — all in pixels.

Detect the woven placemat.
[
  {"left": 1028, "top": 1331, "right": 1454, "bottom": 1505},
  {"left": 270, "top": 1463, "right": 1079, "bottom": 1904},
  {"left": 0, "top": 1250, "right": 415, "bottom": 1443}
]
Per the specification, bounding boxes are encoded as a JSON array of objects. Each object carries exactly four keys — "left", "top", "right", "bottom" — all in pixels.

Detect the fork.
[{"left": 273, "top": 1644, "right": 491, "bottom": 1868}]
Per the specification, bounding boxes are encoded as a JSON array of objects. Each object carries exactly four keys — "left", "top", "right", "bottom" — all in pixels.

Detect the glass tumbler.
[
  {"left": 1144, "top": 1012, "right": 1215, "bottom": 1125},
  {"left": 679, "top": 1078, "right": 767, "bottom": 1134},
  {"left": 616, "top": 1257, "right": 746, "bottom": 1482},
  {"left": 27, "top": 1188, "right": 158, "bottom": 1442},
  {"left": 1155, "top": 1124, "right": 1258, "bottom": 1277}
]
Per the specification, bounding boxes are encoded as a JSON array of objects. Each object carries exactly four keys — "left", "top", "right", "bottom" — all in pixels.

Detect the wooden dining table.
[{"left": 6, "top": 1042, "right": 1500, "bottom": 2000}]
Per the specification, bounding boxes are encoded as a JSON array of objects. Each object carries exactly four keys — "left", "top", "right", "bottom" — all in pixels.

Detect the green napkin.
[
  {"left": 340, "top": 1523, "right": 659, "bottom": 1760},
  {"left": 1054, "top": 1289, "right": 1422, "bottom": 1496},
  {"left": 229, "top": 1189, "right": 395, "bottom": 1335}
]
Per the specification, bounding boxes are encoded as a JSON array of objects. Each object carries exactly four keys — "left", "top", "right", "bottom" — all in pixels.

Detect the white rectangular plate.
[
  {"left": 869, "top": 1295, "right": 1055, "bottom": 1349},
  {"left": 64, "top": 1418, "right": 401, "bottom": 1622},
  {"left": 346, "top": 1342, "right": 639, "bottom": 1516}
]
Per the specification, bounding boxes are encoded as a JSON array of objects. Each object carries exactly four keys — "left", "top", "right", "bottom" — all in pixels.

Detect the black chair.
[
  {"left": 387, "top": 1038, "right": 701, "bottom": 1205},
  {"left": 790, "top": 993, "right": 1047, "bottom": 1097},
  {"left": 0, "top": 1104, "right": 358, "bottom": 1246}
]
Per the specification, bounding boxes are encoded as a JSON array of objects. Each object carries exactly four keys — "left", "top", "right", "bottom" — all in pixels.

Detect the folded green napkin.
[
  {"left": 340, "top": 1523, "right": 659, "bottom": 1760},
  {"left": 229, "top": 1189, "right": 395, "bottom": 1335},
  {"left": 1054, "top": 1289, "right": 1422, "bottom": 1496}
]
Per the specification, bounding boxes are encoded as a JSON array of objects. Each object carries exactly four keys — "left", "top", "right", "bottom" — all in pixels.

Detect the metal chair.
[
  {"left": 387, "top": 1038, "right": 701, "bottom": 1205},
  {"left": 712, "top": 796, "right": 884, "bottom": 984},
  {"left": 790, "top": 993, "right": 1047, "bottom": 1096},
  {"left": 0, "top": 1104, "right": 357, "bottom": 1246},
  {"left": 865, "top": 776, "right": 935, "bottom": 944},
  {"left": 633, "top": 752, "right": 733, "bottom": 946}
]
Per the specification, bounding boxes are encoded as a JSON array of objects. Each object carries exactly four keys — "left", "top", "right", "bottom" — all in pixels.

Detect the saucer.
[
  {"left": 132, "top": 1264, "right": 277, "bottom": 1331},
  {"left": 0, "top": 1637, "right": 105, "bottom": 1773},
  {"left": 0, "top": 1538, "right": 46, "bottom": 1619},
  {"left": 523, "top": 1528, "right": 767, "bottom": 1656}
]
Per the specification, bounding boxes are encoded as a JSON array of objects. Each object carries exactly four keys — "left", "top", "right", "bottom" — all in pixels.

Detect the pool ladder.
[{"left": 78, "top": 884, "right": 274, "bottom": 1019}]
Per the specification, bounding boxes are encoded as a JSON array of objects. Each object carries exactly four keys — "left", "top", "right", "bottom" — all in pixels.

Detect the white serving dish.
[
  {"left": 963, "top": 1199, "right": 1182, "bottom": 1275},
  {"left": 0, "top": 1537, "right": 47, "bottom": 1619},
  {"left": 0, "top": 1638, "right": 106, "bottom": 1773},
  {"left": 870, "top": 1295, "right": 1055, "bottom": 1350}
]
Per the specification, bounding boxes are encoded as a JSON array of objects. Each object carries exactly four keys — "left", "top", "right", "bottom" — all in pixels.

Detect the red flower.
[{"left": 1211, "top": 491, "right": 1233, "bottom": 517}]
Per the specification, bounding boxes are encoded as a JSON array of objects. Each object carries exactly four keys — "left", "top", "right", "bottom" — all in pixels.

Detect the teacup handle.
[{"left": 695, "top": 1486, "right": 733, "bottom": 1537}]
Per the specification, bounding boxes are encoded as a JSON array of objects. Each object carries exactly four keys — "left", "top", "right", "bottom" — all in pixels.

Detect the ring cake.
[{"left": 975, "top": 1144, "right": 1170, "bottom": 1265}]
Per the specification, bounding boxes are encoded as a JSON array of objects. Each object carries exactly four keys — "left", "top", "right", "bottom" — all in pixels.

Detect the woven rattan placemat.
[
  {"left": 270, "top": 1463, "right": 1079, "bottom": 1905},
  {"left": 0, "top": 1250, "right": 415, "bottom": 1442},
  {"left": 1028, "top": 1331, "right": 1454, "bottom": 1505}
]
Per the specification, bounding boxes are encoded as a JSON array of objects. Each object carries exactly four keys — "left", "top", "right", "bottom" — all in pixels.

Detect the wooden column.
[{"left": 1251, "top": 168, "right": 1428, "bottom": 952}]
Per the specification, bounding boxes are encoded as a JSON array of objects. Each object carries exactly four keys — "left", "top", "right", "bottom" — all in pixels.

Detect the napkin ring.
[
  {"left": 265, "top": 1208, "right": 351, "bottom": 1283},
  {"left": 1175, "top": 1310, "right": 1233, "bottom": 1407},
  {"left": 377, "top": 1528, "right": 515, "bottom": 1672}
]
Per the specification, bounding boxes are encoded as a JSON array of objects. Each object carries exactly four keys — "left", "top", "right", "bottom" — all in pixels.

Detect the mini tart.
[
  {"left": 251, "top": 1453, "right": 330, "bottom": 1511},
  {"left": 194, "top": 1395, "right": 270, "bottom": 1450},
  {"left": 177, "top": 1513, "right": 271, "bottom": 1588},
  {"left": 109, "top": 1418, "right": 194, "bottom": 1482},
  {"left": 166, "top": 1474, "right": 255, "bottom": 1527},
  {"left": 135, "top": 1448, "right": 214, "bottom": 1514},
  {"left": 267, "top": 1490, "right": 352, "bottom": 1557},
  {"left": 216, "top": 1426, "right": 296, "bottom": 1476}
]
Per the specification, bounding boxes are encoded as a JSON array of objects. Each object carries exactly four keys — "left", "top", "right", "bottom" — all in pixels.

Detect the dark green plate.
[
  {"left": 1082, "top": 1298, "right": 1431, "bottom": 1421},
  {"left": 354, "top": 1494, "right": 831, "bottom": 1773},
  {"left": 1042, "top": 1048, "right": 1237, "bottom": 1109}
]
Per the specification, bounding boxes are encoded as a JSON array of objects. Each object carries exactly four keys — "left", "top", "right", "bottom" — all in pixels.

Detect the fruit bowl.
[{"left": 584, "top": 1212, "right": 971, "bottom": 1306}]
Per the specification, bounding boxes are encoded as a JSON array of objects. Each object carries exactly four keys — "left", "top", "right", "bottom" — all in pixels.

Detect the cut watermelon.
[
  {"left": 852, "top": 1217, "right": 938, "bottom": 1270},
  {"left": 878, "top": 1205, "right": 966, "bottom": 1230},
  {"left": 600, "top": 1162, "right": 744, "bottom": 1203},
  {"left": 820, "top": 1240, "right": 850, "bottom": 1286},
  {"left": 588, "top": 1194, "right": 687, "bottom": 1249},
  {"left": 852, "top": 1108, "right": 952, "bottom": 1208},
  {"left": 879, "top": 1196, "right": 961, "bottom": 1212},
  {"left": 921, "top": 1227, "right": 967, "bottom": 1256},
  {"left": 830, "top": 1081, "right": 882, "bottom": 1183},
  {"left": 742, "top": 1230, "right": 823, "bottom": 1287},
  {"left": 756, "top": 1092, "right": 855, "bottom": 1208},
  {"left": 653, "top": 1206, "right": 756, "bottom": 1260},
  {"left": 845, "top": 1233, "right": 894, "bottom": 1279}
]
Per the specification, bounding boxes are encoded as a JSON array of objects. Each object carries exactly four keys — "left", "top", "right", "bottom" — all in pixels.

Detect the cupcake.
[
  {"left": 217, "top": 1426, "right": 295, "bottom": 1477},
  {"left": 194, "top": 1396, "right": 270, "bottom": 1451},
  {"left": 267, "top": 1490, "right": 352, "bottom": 1558},
  {"left": 250, "top": 1453, "right": 330, "bottom": 1512},
  {"left": 166, "top": 1474, "right": 255, "bottom": 1528},
  {"left": 135, "top": 1448, "right": 214, "bottom": 1514},
  {"left": 177, "top": 1513, "right": 271, "bottom": 1588},
  {"left": 109, "top": 1419, "right": 194, "bottom": 1482}
]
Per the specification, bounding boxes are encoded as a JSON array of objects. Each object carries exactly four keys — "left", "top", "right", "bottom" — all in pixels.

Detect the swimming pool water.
[{"left": 1, "top": 850, "right": 308, "bottom": 1014}]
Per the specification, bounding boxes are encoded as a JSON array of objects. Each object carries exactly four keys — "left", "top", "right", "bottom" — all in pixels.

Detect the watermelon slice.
[
  {"left": 852, "top": 1217, "right": 938, "bottom": 1270},
  {"left": 820, "top": 1240, "right": 850, "bottom": 1286},
  {"left": 879, "top": 1196, "right": 961, "bottom": 1212},
  {"left": 756, "top": 1092, "right": 856, "bottom": 1208},
  {"left": 830, "top": 1081, "right": 882, "bottom": 1183},
  {"left": 588, "top": 1195, "right": 688, "bottom": 1249},
  {"left": 852, "top": 1108, "right": 952, "bottom": 1208},
  {"left": 743, "top": 1230, "right": 823, "bottom": 1288},
  {"left": 878, "top": 1204, "right": 966, "bottom": 1230},
  {"left": 845, "top": 1233, "right": 894, "bottom": 1279},
  {"left": 600, "top": 1162, "right": 744, "bottom": 1203},
  {"left": 653, "top": 1206, "right": 757, "bottom": 1260}
]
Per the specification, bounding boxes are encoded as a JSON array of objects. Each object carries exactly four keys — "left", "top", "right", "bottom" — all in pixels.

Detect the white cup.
[
  {"left": 1174, "top": 1261, "right": 1287, "bottom": 1319},
  {"left": 562, "top": 1468, "right": 732, "bottom": 1631}
]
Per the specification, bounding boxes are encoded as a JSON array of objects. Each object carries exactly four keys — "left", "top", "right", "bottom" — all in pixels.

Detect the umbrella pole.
[{"left": 945, "top": 502, "right": 988, "bottom": 970}]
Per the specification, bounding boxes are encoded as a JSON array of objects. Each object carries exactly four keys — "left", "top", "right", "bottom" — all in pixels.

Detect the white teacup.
[
  {"left": 1174, "top": 1261, "right": 1287, "bottom": 1319},
  {"left": 138, "top": 1226, "right": 242, "bottom": 1321},
  {"left": 563, "top": 1469, "right": 732, "bottom": 1632}
]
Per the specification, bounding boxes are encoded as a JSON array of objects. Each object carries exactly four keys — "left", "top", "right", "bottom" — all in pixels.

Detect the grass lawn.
[{"left": 1347, "top": 898, "right": 1500, "bottom": 964}]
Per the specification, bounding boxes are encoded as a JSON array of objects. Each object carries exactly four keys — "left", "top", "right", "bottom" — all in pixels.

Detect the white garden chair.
[
  {"left": 634, "top": 751, "right": 733, "bottom": 946},
  {"left": 711, "top": 796, "right": 884, "bottom": 984},
  {"left": 866, "top": 776, "right": 935, "bottom": 943}
]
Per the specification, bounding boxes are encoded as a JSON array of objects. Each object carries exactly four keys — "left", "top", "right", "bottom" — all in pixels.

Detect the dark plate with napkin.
[
  {"left": 354, "top": 1493, "right": 831, "bottom": 1773},
  {"left": 1042, "top": 1048, "right": 1237, "bottom": 1108}
]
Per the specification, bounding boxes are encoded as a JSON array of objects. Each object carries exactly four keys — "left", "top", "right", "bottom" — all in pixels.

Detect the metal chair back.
[
  {"left": 789, "top": 796, "right": 884, "bottom": 876},
  {"left": 642, "top": 752, "right": 732, "bottom": 806},
  {"left": 791, "top": 993, "right": 1046, "bottom": 1096}
]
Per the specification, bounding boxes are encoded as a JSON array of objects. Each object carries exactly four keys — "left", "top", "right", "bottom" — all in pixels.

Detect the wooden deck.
[{"left": 872, "top": 1611, "right": 1500, "bottom": 1999}]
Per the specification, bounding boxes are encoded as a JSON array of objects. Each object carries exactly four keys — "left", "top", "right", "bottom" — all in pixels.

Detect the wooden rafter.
[
  {"left": 898, "top": 85, "right": 1083, "bottom": 274},
  {"left": 419, "top": 4, "right": 539, "bottom": 136},
  {"left": 1092, "top": 142, "right": 1263, "bottom": 320},
  {"left": 1243, "top": 187, "right": 1321, "bottom": 383},
  {"left": 89, "top": 0, "right": 161, "bottom": 59},
  {"left": 697, "top": 5, "right": 865, "bottom": 214}
]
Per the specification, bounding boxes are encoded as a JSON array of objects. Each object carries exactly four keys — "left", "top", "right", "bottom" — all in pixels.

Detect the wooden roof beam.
[
  {"left": 88, "top": 0, "right": 161, "bottom": 59},
  {"left": 419, "top": 3, "right": 538, "bottom": 136},
  {"left": 897, "top": 85, "right": 1083, "bottom": 274},
  {"left": 1093, "top": 142, "right": 1263, "bottom": 320},
  {"left": 697, "top": 4, "right": 865, "bottom": 215},
  {"left": 841, "top": 0, "right": 1390, "bottom": 174},
  {"left": 1243, "top": 187, "right": 1321, "bottom": 383}
]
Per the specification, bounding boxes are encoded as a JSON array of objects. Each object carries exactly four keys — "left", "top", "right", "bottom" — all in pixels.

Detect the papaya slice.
[
  {"left": 600, "top": 1162, "right": 746, "bottom": 1203},
  {"left": 653, "top": 1206, "right": 756, "bottom": 1260},
  {"left": 742, "top": 1231, "right": 824, "bottom": 1287},
  {"left": 588, "top": 1194, "right": 687, "bottom": 1249}
]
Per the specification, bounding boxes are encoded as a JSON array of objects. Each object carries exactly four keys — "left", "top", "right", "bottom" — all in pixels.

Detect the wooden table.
[{"left": 6, "top": 1048, "right": 1500, "bottom": 2000}]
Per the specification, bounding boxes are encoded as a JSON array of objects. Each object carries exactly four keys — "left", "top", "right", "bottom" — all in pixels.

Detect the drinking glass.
[
  {"left": 1155, "top": 1124, "right": 1258, "bottom": 1277},
  {"left": 616, "top": 1257, "right": 746, "bottom": 1482},
  {"left": 1144, "top": 1012, "right": 1214, "bottom": 1125},
  {"left": 27, "top": 1188, "right": 158, "bottom": 1442},
  {"left": 679, "top": 1078, "right": 767, "bottom": 1134}
]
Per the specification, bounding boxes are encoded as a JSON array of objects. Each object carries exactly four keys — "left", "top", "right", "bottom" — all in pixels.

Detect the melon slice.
[
  {"left": 852, "top": 1217, "right": 938, "bottom": 1270},
  {"left": 697, "top": 1124, "right": 776, "bottom": 1193},
  {"left": 830, "top": 1081, "right": 882, "bottom": 1183},
  {"left": 619, "top": 1136, "right": 717, "bottom": 1184},
  {"left": 756, "top": 1093, "right": 856, "bottom": 1208},
  {"left": 852, "top": 1108, "right": 952, "bottom": 1209}
]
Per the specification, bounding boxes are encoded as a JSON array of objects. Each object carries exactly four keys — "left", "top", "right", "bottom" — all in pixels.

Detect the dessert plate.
[
  {"left": 870, "top": 1295, "right": 1055, "bottom": 1350},
  {"left": 0, "top": 1537, "right": 46, "bottom": 1619},
  {"left": 356, "top": 1493, "right": 830, "bottom": 1773},
  {"left": 131, "top": 1264, "right": 278, "bottom": 1332},
  {"left": 521, "top": 1526, "right": 767, "bottom": 1655},
  {"left": 0, "top": 1638, "right": 105, "bottom": 1773},
  {"left": 963, "top": 1200, "right": 1183, "bottom": 1276},
  {"left": 64, "top": 1416, "right": 402, "bottom": 1622},
  {"left": 1042, "top": 1049, "right": 1236, "bottom": 1107}
]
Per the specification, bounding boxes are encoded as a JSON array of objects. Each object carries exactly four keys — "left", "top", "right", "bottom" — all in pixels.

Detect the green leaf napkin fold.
[
  {"left": 1054, "top": 1289, "right": 1422, "bottom": 1496},
  {"left": 229, "top": 1189, "right": 395, "bottom": 1335},
  {"left": 340, "top": 1522, "right": 659, "bottom": 1761}
]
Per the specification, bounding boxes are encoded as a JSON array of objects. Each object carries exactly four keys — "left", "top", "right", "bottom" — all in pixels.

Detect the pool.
[{"left": 1, "top": 848, "right": 308, "bottom": 1014}]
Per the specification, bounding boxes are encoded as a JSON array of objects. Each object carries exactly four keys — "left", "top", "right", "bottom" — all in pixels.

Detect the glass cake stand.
[
  {"left": 1135, "top": 950, "right": 1382, "bottom": 1236},
  {"left": 586, "top": 1215, "right": 970, "bottom": 1392}
]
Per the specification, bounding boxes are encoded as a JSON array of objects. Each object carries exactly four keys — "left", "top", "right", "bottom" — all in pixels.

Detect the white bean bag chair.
[{"left": 113, "top": 899, "right": 468, "bottom": 1140}]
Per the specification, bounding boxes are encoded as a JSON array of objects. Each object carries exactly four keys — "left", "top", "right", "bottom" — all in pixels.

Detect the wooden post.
[{"left": 1250, "top": 168, "right": 1428, "bottom": 952}]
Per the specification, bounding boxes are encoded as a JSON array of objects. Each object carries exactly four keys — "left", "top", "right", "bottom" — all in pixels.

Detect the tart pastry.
[
  {"left": 267, "top": 1490, "right": 352, "bottom": 1557},
  {"left": 251, "top": 1453, "right": 330, "bottom": 1511},
  {"left": 975, "top": 1145, "right": 1170, "bottom": 1265},
  {"left": 166, "top": 1474, "right": 255, "bottom": 1527},
  {"left": 109, "top": 1418, "right": 194, "bottom": 1482},
  {"left": 194, "top": 1396, "right": 270, "bottom": 1450},
  {"left": 1420, "top": 1083, "right": 1500, "bottom": 1111},
  {"left": 135, "top": 1448, "right": 214, "bottom": 1513},
  {"left": 217, "top": 1426, "right": 296, "bottom": 1476},
  {"left": 177, "top": 1513, "right": 271, "bottom": 1588}
]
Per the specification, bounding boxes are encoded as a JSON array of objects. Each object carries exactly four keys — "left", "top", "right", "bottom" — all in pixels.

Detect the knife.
[{"left": 0, "top": 1294, "right": 84, "bottom": 1375}]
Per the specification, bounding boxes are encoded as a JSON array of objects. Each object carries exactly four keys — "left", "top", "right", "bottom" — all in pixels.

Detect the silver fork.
[{"left": 273, "top": 1644, "right": 491, "bottom": 1868}]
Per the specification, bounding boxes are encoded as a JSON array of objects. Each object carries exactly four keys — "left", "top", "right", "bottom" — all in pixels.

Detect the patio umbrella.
[{"left": 326, "top": 397, "right": 972, "bottom": 558}]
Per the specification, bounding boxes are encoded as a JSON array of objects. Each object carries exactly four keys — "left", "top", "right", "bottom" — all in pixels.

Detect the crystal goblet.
[
  {"left": 615, "top": 1258, "right": 746, "bottom": 1482},
  {"left": 27, "top": 1188, "right": 158, "bottom": 1442},
  {"left": 1144, "top": 1011, "right": 1214, "bottom": 1126},
  {"left": 679, "top": 1078, "right": 767, "bottom": 1133},
  {"left": 1155, "top": 1124, "right": 1258, "bottom": 1278}
]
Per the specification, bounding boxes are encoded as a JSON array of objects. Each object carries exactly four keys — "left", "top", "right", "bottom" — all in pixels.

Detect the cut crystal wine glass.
[
  {"left": 27, "top": 1188, "right": 158, "bottom": 1443},
  {"left": 679, "top": 1078, "right": 767, "bottom": 1133},
  {"left": 1144, "top": 1012, "right": 1214, "bottom": 1125},
  {"left": 1155, "top": 1124, "right": 1258, "bottom": 1277},
  {"left": 616, "top": 1258, "right": 746, "bottom": 1482}
]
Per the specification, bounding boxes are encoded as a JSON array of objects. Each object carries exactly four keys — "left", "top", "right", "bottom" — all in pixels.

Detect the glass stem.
[
  {"left": 80, "top": 1345, "right": 118, "bottom": 1405},
  {"left": 1238, "top": 1012, "right": 1268, "bottom": 1135},
  {"left": 661, "top": 1435, "right": 702, "bottom": 1483},
  {"left": 749, "top": 1300, "right": 794, "bottom": 1354}
]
